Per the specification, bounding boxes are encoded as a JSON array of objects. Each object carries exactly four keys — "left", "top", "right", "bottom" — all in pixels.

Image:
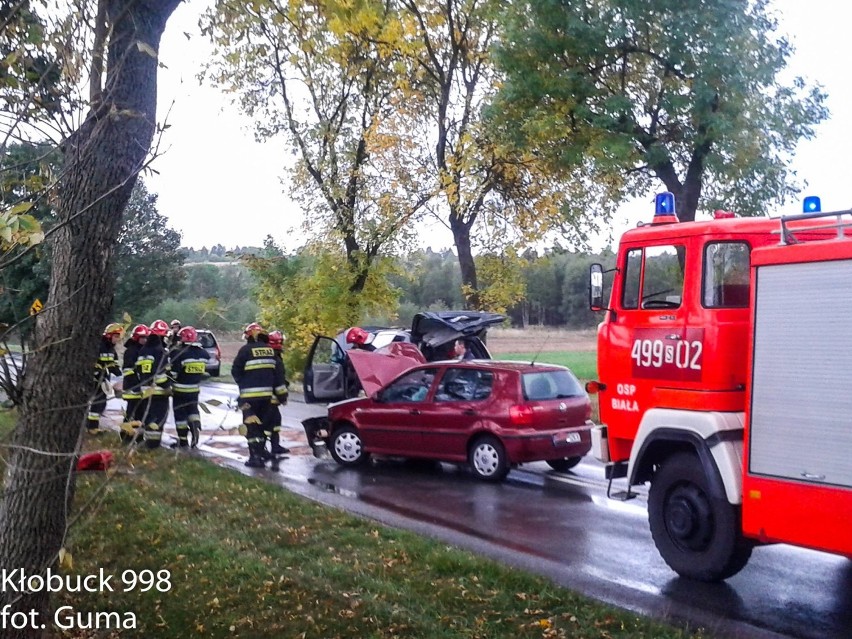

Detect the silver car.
[{"left": 195, "top": 329, "right": 221, "bottom": 377}]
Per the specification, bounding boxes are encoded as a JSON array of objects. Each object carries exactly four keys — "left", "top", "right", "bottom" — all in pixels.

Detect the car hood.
[
  {"left": 347, "top": 342, "right": 427, "bottom": 395},
  {"left": 410, "top": 311, "right": 505, "bottom": 348}
]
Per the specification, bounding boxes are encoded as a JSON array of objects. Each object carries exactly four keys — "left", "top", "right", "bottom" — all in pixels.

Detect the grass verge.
[
  {"left": 38, "top": 441, "right": 712, "bottom": 639},
  {"left": 499, "top": 351, "right": 598, "bottom": 381},
  {"left": 0, "top": 410, "right": 699, "bottom": 638}
]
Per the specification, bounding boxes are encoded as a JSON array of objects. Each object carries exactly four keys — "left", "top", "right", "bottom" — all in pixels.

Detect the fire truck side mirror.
[{"left": 589, "top": 263, "right": 605, "bottom": 311}]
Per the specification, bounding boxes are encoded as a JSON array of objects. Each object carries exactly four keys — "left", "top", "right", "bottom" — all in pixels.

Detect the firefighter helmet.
[
  {"left": 268, "top": 330, "right": 285, "bottom": 350},
  {"left": 244, "top": 322, "right": 264, "bottom": 339},
  {"left": 149, "top": 319, "right": 169, "bottom": 336},
  {"left": 131, "top": 324, "right": 150, "bottom": 340},
  {"left": 103, "top": 323, "right": 125, "bottom": 338},
  {"left": 170, "top": 319, "right": 182, "bottom": 329},
  {"left": 178, "top": 326, "right": 198, "bottom": 343},
  {"left": 345, "top": 326, "right": 369, "bottom": 346}
]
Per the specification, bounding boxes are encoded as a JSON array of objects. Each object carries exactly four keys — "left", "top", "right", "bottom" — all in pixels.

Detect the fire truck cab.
[{"left": 589, "top": 193, "right": 852, "bottom": 581}]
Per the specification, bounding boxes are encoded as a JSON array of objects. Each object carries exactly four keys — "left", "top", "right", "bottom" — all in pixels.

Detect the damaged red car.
[
  {"left": 302, "top": 311, "right": 505, "bottom": 403},
  {"left": 304, "top": 355, "right": 593, "bottom": 482}
]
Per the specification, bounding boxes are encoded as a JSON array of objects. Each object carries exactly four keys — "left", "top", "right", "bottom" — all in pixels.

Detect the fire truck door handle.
[
  {"left": 666, "top": 334, "right": 682, "bottom": 340},
  {"left": 409, "top": 409, "right": 421, "bottom": 415},
  {"left": 800, "top": 472, "right": 826, "bottom": 481}
]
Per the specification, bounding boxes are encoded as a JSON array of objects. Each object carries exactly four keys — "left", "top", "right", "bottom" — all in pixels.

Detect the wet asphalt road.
[{"left": 104, "top": 382, "right": 852, "bottom": 639}]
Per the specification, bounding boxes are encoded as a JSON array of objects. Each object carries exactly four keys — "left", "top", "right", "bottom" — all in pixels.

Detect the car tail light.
[
  {"left": 216, "top": 345, "right": 221, "bottom": 360},
  {"left": 509, "top": 404, "right": 534, "bottom": 427}
]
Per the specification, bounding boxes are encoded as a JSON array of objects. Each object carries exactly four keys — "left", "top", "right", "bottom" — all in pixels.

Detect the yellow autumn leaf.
[{"left": 58, "top": 548, "right": 73, "bottom": 570}]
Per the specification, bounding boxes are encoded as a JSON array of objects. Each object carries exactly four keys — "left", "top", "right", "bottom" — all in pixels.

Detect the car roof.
[{"left": 417, "top": 359, "right": 568, "bottom": 374}]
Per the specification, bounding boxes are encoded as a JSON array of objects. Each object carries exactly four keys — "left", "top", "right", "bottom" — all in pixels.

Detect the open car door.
[{"left": 303, "top": 335, "right": 348, "bottom": 403}]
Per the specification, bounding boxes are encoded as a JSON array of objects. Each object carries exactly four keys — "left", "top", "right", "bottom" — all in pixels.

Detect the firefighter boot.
[
  {"left": 244, "top": 443, "right": 265, "bottom": 468},
  {"left": 269, "top": 432, "right": 289, "bottom": 458},
  {"left": 189, "top": 420, "right": 201, "bottom": 448}
]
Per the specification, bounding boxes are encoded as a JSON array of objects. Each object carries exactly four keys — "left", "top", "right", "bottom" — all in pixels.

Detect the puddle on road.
[{"left": 306, "top": 477, "right": 360, "bottom": 499}]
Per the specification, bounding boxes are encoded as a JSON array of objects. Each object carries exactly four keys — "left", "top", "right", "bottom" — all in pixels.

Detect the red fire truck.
[{"left": 587, "top": 193, "right": 852, "bottom": 581}]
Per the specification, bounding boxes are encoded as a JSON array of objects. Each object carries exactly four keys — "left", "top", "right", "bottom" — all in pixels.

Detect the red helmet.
[
  {"left": 131, "top": 324, "right": 150, "bottom": 340},
  {"left": 244, "top": 322, "right": 264, "bottom": 339},
  {"left": 103, "top": 323, "right": 125, "bottom": 338},
  {"left": 178, "top": 326, "right": 198, "bottom": 343},
  {"left": 346, "top": 326, "right": 369, "bottom": 346},
  {"left": 268, "top": 330, "right": 285, "bottom": 350},
  {"left": 149, "top": 319, "right": 169, "bottom": 336}
]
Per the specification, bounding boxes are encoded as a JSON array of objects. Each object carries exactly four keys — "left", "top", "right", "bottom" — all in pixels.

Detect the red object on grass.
[{"left": 76, "top": 450, "right": 114, "bottom": 472}]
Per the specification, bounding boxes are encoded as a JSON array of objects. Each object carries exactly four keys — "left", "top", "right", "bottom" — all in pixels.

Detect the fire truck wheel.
[{"left": 648, "top": 452, "right": 753, "bottom": 582}]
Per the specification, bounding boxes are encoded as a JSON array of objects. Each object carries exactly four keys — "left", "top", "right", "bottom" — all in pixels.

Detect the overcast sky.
[{"left": 146, "top": 0, "right": 852, "bottom": 251}]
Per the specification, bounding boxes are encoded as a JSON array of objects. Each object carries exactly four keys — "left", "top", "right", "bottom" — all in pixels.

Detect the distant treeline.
[
  {"left": 390, "top": 247, "right": 616, "bottom": 329},
  {"left": 168, "top": 245, "right": 616, "bottom": 332}
]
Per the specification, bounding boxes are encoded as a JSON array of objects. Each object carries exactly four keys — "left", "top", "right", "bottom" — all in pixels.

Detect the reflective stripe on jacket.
[{"left": 232, "top": 340, "right": 286, "bottom": 401}]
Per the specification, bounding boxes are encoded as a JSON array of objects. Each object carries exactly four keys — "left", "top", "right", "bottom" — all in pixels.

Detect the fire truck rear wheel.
[{"left": 648, "top": 452, "right": 753, "bottom": 582}]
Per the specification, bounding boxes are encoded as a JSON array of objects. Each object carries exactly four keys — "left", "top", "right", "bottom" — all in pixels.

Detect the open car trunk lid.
[{"left": 410, "top": 311, "right": 505, "bottom": 350}]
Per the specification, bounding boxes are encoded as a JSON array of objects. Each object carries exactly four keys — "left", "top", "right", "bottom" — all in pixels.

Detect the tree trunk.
[
  {"left": 0, "top": 1, "right": 181, "bottom": 636},
  {"left": 449, "top": 211, "right": 478, "bottom": 308}
]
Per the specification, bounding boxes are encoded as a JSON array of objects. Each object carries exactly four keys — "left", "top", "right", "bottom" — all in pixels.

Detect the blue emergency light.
[
  {"left": 803, "top": 196, "right": 821, "bottom": 213},
  {"left": 655, "top": 192, "right": 676, "bottom": 217}
]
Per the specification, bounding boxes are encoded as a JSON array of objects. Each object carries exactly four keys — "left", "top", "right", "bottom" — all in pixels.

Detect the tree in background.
[
  {"left": 203, "top": 0, "right": 429, "bottom": 328},
  {"left": 243, "top": 236, "right": 400, "bottom": 373},
  {"left": 0, "top": 162, "right": 185, "bottom": 326},
  {"left": 0, "top": 1, "right": 182, "bottom": 631},
  {"left": 397, "top": 0, "right": 587, "bottom": 308},
  {"left": 113, "top": 180, "right": 185, "bottom": 316},
  {"left": 493, "top": 0, "right": 828, "bottom": 221},
  {"left": 391, "top": 248, "right": 464, "bottom": 313},
  {"left": 143, "top": 262, "right": 259, "bottom": 332}
]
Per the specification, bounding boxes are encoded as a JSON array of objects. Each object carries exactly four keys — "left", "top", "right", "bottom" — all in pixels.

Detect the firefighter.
[
  {"left": 166, "top": 319, "right": 182, "bottom": 350},
  {"left": 232, "top": 322, "right": 288, "bottom": 468},
  {"left": 135, "top": 319, "right": 171, "bottom": 449},
  {"left": 168, "top": 325, "right": 210, "bottom": 448},
  {"left": 119, "top": 324, "right": 150, "bottom": 443},
  {"left": 87, "top": 323, "right": 124, "bottom": 434},
  {"left": 346, "top": 326, "right": 376, "bottom": 351},
  {"left": 263, "top": 330, "right": 290, "bottom": 460}
]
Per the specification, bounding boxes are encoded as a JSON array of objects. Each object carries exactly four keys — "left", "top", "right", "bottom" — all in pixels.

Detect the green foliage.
[
  {"left": 244, "top": 239, "right": 400, "bottom": 373},
  {"left": 183, "top": 245, "right": 262, "bottom": 262},
  {"left": 390, "top": 249, "right": 464, "bottom": 310},
  {"left": 141, "top": 263, "right": 259, "bottom": 331},
  {"left": 203, "top": 0, "right": 429, "bottom": 298},
  {"left": 0, "top": 1, "right": 66, "bottom": 123},
  {"left": 470, "top": 247, "right": 526, "bottom": 314},
  {"left": 140, "top": 297, "right": 259, "bottom": 334},
  {"left": 113, "top": 182, "right": 186, "bottom": 317},
  {"left": 0, "top": 146, "right": 185, "bottom": 328},
  {"left": 0, "top": 143, "right": 56, "bottom": 330},
  {"left": 492, "top": 0, "right": 829, "bottom": 221}
]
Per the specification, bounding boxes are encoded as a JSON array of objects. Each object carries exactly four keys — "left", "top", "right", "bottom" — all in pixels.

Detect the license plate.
[{"left": 553, "top": 431, "right": 582, "bottom": 445}]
